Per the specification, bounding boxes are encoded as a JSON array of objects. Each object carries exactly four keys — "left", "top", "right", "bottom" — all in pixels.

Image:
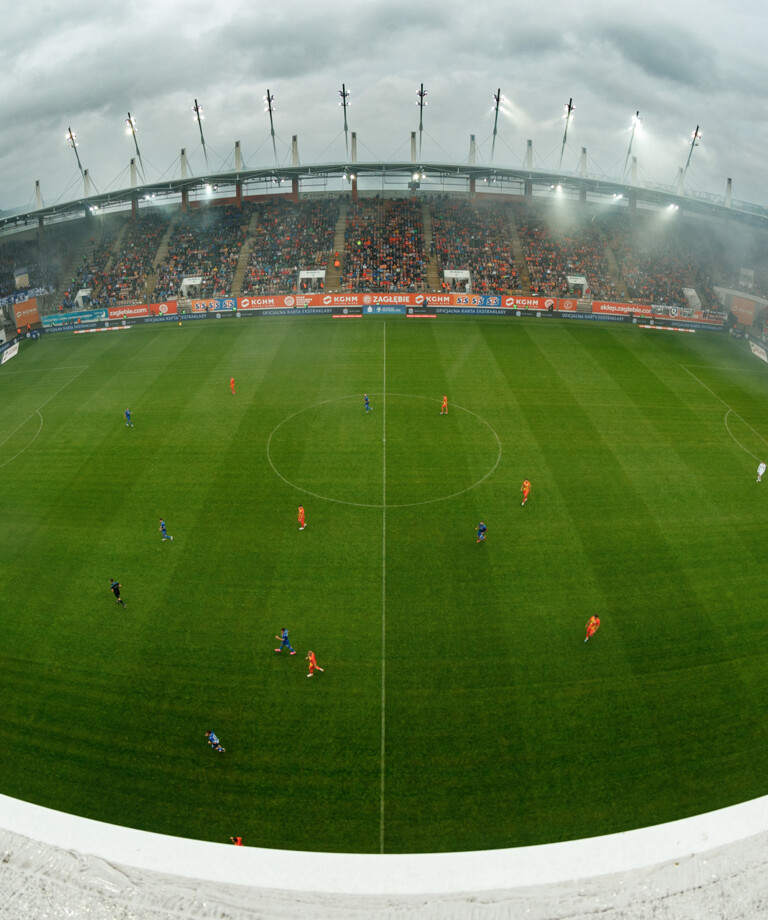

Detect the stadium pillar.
[
  {"left": 291, "top": 135, "right": 299, "bottom": 167},
  {"left": 236, "top": 182, "right": 242, "bottom": 209},
  {"left": 35, "top": 179, "right": 43, "bottom": 211},
  {"left": 352, "top": 176, "right": 358, "bottom": 202},
  {"left": 181, "top": 189, "right": 189, "bottom": 213},
  {"left": 180, "top": 148, "right": 189, "bottom": 180},
  {"left": 469, "top": 134, "right": 476, "bottom": 166},
  {"left": 131, "top": 197, "right": 137, "bottom": 220},
  {"left": 470, "top": 177, "right": 476, "bottom": 196},
  {"left": 291, "top": 177, "right": 299, "bottom": 203},
  {"left": 410, "top": 132, "right": 417, "bottom": 162},
  {"left": 725, "top": 177, "right": 732, "bottom": 208},
  {"left": 628, "top": 193, "right": 637, "bottom": 215},
  {"left": 234, "top": 140, "right": 242, "bottom": 172}
]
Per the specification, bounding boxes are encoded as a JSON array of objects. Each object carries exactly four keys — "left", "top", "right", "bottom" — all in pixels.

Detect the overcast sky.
[{"left": 2, "top": 0, "right": 768, "bottom": 212}]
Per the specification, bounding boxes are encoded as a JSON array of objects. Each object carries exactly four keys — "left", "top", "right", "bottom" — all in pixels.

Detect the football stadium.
[{"left": 4, "top": 53, "right": 768, "bottom": 920}]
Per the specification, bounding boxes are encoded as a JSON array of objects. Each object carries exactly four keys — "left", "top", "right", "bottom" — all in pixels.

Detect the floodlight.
[
  {"left": 66, "top": 126, "right": 86, "bottom": 182},
  {"left": 558, "top": 97, "right": 574, "bottom": 169},
  {"left": 622, "top": 111, "right": 642, "bottom": 181},
  {"left": 264, "top": 89, "right": 278, "bottom": 166},
  {"left": 339, "top": 84, "right": 351, "bottom": 158},
  {"left": 491, "top": 88, "right": 503, "bottom": 165},
  {"left": 415, "top": 83, "right": 428, "bottom": 160},
  {"left": 682, "top": 124, "right": 702, "bottom": 185},
  {"left": 192, "top": 99, "right": 210, "bottom": 170}
]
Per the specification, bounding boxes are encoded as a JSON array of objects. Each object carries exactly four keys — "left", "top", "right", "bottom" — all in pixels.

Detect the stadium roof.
[{"left": 2, "top": 161, "right": 767, "bottom": 236}]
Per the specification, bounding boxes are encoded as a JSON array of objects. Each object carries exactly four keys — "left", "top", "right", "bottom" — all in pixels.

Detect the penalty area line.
[{"left": 681, "top": 364, "right": 768, "bottom": 461}]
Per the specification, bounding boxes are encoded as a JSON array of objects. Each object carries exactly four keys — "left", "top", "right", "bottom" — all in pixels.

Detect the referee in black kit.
[{"left": 109, "top": 579, "right": 127, "bottom": 608}]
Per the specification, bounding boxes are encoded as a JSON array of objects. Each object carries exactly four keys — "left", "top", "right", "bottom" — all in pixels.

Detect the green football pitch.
[{"left": 2, "top": 315, "right": 768, "bottom": 854}]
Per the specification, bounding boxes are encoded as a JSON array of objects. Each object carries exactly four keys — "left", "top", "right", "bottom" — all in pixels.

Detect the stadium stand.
[
  {"left": 4, "top": 193, "right": 766, "bottom": 315},
  {"left": 341, "top": 199, "right": 427, "bottom": 292},
  {"left": 430, "top": 197, "right": 520, "bottom": 294},
  {"left": 154, "top": 205, "right": 251, "bottom": 301},
  {"left": 601, "top": 212, "right": 730, "bottom": 308},
  {"left": 89, "top": 210, "right": 169, "bottom": 306},
  {"left": 513, "top": 201, "right": 615, "bottom": 299},
  {"left": 241, "top": 198, "right": 339, "bottom": 295}
]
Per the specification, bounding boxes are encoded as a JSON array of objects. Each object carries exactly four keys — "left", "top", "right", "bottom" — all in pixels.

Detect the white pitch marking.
[
  {"left": 380, "top": 322, "right": 387, "bottom": 855},
  {"left": 681, "top": 364, "right": 768, "bottom": 461},
  {"left": 266, "top": 394, "right": 502, "bottom": 509}
]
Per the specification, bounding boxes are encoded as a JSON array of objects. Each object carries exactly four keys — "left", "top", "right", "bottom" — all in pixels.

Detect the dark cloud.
[
  {"left": 1, "top": 0, "right": 768, "bottom": 210},
  {"left": 593, "top": 22, "right": 719, "bottom": 89}
]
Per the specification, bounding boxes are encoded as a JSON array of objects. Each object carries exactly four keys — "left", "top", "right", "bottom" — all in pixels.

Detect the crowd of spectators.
[
  {"left": 430, "top": 197, "right": 520, "bottom": 294},
  {"left": 154, "top": 205, "right": 251, "bottom": 300},
  {"left": 341, "top": 199, "right": 426, "bottom": 292},
  {"left": 702, "top": 222, "right": 768, "bottom": 304},
  {"left": 0, "top": 236, "right": 71, "bottom": 302},
  {"left": 59, "top": 234, "right": 116, "bottom": 310},
  {"left": 10, "top": 194, "right": 768, "bottom": 319},
  {"left": 87, "top": 211, "right": 169, "bottom": 307},
  {"left": 514, "top": 203, "right": 614, "bottom": 299},
  {"left": 601, "top": 211, "right": 722, "bottom": 309},
  {"left": 241, "top": 198, "right": 339, "bottom": 295}
]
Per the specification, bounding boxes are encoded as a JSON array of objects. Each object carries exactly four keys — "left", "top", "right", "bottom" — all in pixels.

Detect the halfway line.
[{"left": 380, "top": 322, "right": 387, "bottom": 854}]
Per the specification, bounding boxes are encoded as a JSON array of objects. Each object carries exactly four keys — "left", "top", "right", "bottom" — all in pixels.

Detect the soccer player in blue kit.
[
  {"left": 159, "top": 518, "right": 173, "bottom": 541},
  {"left": 275, "top": 627, "right": 296, "bottom": 654},
  {"left": 205, "top": 730, "right": 225, "bottom": 752},
  {"left": 124, "top": 408, "right": 133, "bottom": 427},
  {"left": 476, "top": 521, "right": 487, "bottom": 543},
  {"left": 364, "top": 394, "right": 372, "bottom": 413}
]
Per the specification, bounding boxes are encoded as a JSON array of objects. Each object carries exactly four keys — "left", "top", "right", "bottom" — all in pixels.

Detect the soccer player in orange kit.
[
  {"left": 298, "top": 505, "right": 306, "bottom": 530},
  {"left": 230, "top": 376, "right": 235, "bottom": 395},
  {"left": 521, "top": 479, "right": 531, "bottom": 506},
  {"left": 306, "top": 650, "right": 324, "bottom": 677},
  {"left": 440, "top": 394, "right": 448, "bottom": 415},
  {"left": 584, "top": 616, "right": 600, "bottom": 642}
]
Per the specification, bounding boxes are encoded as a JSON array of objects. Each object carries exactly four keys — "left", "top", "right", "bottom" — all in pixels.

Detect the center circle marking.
[{"left": 266, "top": 394, "right": 502, "bottom": 508}]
